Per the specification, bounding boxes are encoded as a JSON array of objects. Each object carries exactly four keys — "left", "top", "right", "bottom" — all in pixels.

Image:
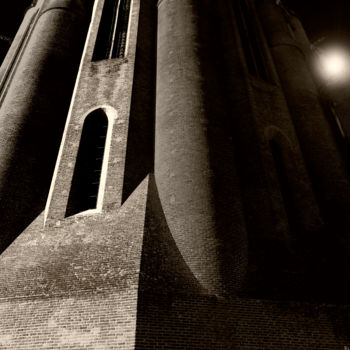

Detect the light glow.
[{"left": 317, "top": 46, "right": 350, "bottom": 83}]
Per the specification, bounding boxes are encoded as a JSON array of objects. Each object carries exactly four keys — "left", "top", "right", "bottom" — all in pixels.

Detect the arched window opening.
[
  {"left": 65, "top": 109, "right": 108, "bottom": 217},
  {"left": 269, "top": 140, "right": 298, "bottom": 232},
  {"left": 232, "top": 0, "right": 271, "bottom": 81},
  {"left": 92, "top": 0, "right": 131, "bottom": 61}
]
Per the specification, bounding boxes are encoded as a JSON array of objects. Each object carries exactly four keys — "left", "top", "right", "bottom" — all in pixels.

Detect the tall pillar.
[
  {"left": 155, "top": 0, "right": 247, "bottom": 295},
  {"left": 257, "top": 0, "right": 350, "bottom": 247},
  {"left": 0, "top": 0, "right": 92, "bottom": 251}
]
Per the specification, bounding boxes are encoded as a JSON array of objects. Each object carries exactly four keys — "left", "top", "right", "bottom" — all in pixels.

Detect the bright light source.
[
  {"left": 316, "top": 46, "right": 350, "bottom": 83},
  {"left": 321, "top": 50, "right": 346, "bottom": 76}
]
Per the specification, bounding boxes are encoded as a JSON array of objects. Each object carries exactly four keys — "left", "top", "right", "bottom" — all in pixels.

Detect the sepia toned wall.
[{"left": 0, "top": 0, "right": 349, "bottom": 348}]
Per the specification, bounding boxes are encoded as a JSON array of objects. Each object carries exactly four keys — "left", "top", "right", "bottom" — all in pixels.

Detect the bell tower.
[{"left": 0, "top": 0, "right": 349, "bottom": 349}]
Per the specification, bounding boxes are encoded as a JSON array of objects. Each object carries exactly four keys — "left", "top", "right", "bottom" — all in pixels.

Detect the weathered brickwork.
[
  {"left": 136, "top": 294, "right": 350, "bottom": 350},
  {"left": 0, "top": 293, "right": 349, "bottom": 349},
  {"left": 0, "top": 291, "right": 137, "bottom": 350},
  {"left": 0, "top": 0, "right": 350, "bottom": 348},
  {"left": 0, "top": 0, "right": 92, "bottom": 252},
  {"left": 0, "top": 176, "right": 149, "bottom": 349}
]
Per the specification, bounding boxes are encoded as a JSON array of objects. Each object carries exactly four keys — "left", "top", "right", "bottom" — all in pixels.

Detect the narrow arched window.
[
  {"left": 65, "top": 109, "right": 108, "bottom": 216},
  {"left": 92, "top": 0, "right": 131, "bottom": 61},
  {"left": 232, "top": 0, "right": 271, "bottom": 81}
]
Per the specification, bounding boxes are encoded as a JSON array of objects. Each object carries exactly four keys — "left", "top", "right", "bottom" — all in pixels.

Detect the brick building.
[{"left": 0, "top": 0, "right": 349, "bottom": 348}]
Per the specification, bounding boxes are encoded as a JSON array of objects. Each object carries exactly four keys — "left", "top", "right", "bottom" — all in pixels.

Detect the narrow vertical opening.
[
  {"left": 92, "top": 0, "right": 131, "bottom": 61},
  {"left": 65, "top": 109, "right": 108, "bottom": 217},
  {"left": 111, "top": 0, "right": 131, "bottom": 58},
  {"left": 92, "top": 0, "right": 119, "bottom": 60},
  {"left": 269, "top": 140, "right": 298, "bottom": 232},
  {"left": 232, "top": 0, "right": 271, "bottom": 81}
]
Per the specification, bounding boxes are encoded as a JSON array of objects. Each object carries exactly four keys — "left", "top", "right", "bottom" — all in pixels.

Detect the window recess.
[
  {"left": 65, "top": 109, "right": 108, "bottom": 217},
  {"left": 232, "top": 0, "right": 271, "bottom": 81},
  {"left": 92, "top": 0, "right": 131, "bottom": 61}
]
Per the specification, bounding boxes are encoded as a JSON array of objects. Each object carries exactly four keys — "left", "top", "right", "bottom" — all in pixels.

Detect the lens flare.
[{"left": 317, "top": 47, "right": 350, "bottom": 83}]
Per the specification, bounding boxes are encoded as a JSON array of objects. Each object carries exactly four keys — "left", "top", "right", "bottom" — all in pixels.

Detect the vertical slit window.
[
  {"left": 232, "top": 0, "right": 271, "bottom": 81},
  {"left": 92, "top": 0, "right": 131, "bottom": 61},
  {"left": 269, "top": 140, "right": 298, "bottom": 232},
  {"left": 65, "top": 109, "right": 108, "bottom": 217}
]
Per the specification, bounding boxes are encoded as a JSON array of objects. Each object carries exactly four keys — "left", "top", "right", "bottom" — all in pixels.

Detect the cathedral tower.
[{"left": 0, "top": 0, "right": 349, "bottom": 349}]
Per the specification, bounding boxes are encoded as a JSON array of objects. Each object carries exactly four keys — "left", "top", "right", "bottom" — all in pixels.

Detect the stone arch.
[{"left": 65, "top": 108, "right": 109, "bottom": 217}]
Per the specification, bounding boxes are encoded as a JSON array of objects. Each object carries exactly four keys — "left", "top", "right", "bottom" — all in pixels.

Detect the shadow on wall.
[
  {"left": 0, "top": 57, "right": 80, "bottom": 252},
  {"left": 135, "top": 174, "right": 234, "bottom": 348},
  {"left": 194, "top": 0, "right": 248, "bottom": 293},
  {"left": 122, "top": 0, "right": 157, "bottom": 203},
  {"left": 135, "top": 293, "right": 350, "bottom": 350}
]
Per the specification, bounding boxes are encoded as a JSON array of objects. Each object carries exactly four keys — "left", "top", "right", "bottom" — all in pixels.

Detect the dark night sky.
[
  {"left": 0, "top": 1, "right": 33, "bottom": 38},
  {"left": 2, "top": 0, "right": 350, "bottom": 40},
  {"left": 285, "top": 0, "right": 350, "bottom": 41},
  {"left": 2, "top": 1, "right": 350, "bottom": 43},
  {"left": 284, "top": 0, "right": 350, "bottom": 136}
]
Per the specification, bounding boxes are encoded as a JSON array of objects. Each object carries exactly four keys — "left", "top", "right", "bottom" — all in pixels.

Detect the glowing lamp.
[{"left": 316, "top": 46, "right": 350, "bottom": 83}]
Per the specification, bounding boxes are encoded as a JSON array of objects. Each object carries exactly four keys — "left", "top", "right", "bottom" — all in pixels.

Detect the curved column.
[
  {"left": 155, "top": 0, "right": 247, "bottom": 295},
  {"left": 0, "top": 6, "right": 38, "bottom": 97},
  {"left": 0, "top": 0, "right": 91, "bottom": 250},
  {"left": 257, "top": 0, "right": 350, "bottom": 247}
]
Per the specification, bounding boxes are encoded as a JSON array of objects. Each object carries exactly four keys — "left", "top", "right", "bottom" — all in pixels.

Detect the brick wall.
[
  {"left": 135, "top": 293, "right": 350, "bottom": 350},
  {"left": 0, "top": 291, "right": 137, "bottom": 350}
]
